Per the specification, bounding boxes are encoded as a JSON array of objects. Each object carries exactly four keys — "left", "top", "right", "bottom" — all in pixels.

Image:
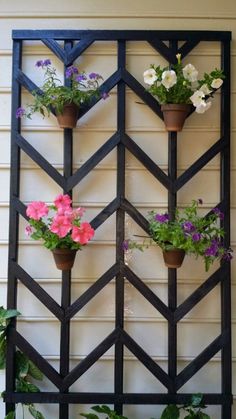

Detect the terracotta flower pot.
[
  {"left": 161, "top": 104, "right": 191, "bottom": 132},
  {"left": 56, "top": 103, "right": 79, "bottom": 128},
  {"left": 162, "top": 248, "right": 185, "bottom": 268},
  {"left": 52, "top": 248, "right": 77, "bottom": 270}
]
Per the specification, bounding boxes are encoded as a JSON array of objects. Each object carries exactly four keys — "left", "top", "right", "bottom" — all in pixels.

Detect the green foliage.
[
  {"left": 0, "top": 306, "right": 45, "bottom": 419},
  {"left": 125, "top": 199, "right": 233, "bottom": 272},
  {"left": 160, "top": 404, "right": 180, "bottom": 419},
  {"left": 145, "top": 54, "right": 224, "bottom": 107},
  {"left": 80, "top": 405, "right": 128, "bottom": 419},
  {"left": 158, "top": 394, "right": 211, "bottom": 419},
  {"left": 21, "top": 61, "right": 103, "bottom": 118}
]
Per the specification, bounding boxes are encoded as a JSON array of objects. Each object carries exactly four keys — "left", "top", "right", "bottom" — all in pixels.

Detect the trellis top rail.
[{"left": 12, "top": 29, "right": 232, "bottom": 41}]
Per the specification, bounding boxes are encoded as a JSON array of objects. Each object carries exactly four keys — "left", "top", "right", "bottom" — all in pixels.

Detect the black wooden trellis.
[{"left": 6, "top": 30, "right": 232, "bottom": 418}]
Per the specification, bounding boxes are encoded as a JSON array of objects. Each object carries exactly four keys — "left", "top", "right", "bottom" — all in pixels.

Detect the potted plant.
[
  {"left": 143, "top": 54, "right": 224, "bottom": 131},
  {"left": 123, "top": 199, "right": 233, "bottom": 271},
  {"left": 16, "top": 59, "right": 108, "bottom": 128},
  {"left": 25, "top": 194, "right": 94, "bottom": 270}
]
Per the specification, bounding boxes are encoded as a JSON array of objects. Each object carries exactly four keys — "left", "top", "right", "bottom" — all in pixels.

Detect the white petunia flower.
[
  {"left": 190, "top": 90, "right": 205, "bottom": 107},
  {"left": 195, "top": 101, "right": 212, "bottom": 114},
  {"left": 211, "top": 78, "right": 223, "bottom": 89},
  {"left": 183, "top": 64, "right": 198, "bottom": 82},
  {"left": 199, "top": 84, "right": 212, "bottom": 95},
  {"left": 143, "top": 68, "right": 158, "bottom": 86},
  {"left": 161, "top": 70, "right": 177, "bottom": 89}
]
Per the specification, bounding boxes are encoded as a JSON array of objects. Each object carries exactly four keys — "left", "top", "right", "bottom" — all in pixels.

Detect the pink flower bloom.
[
  {"left": 74, "top": 207, "right": 86, "bottom": 217},
  {"left": 54, "top": 194, "right": 72, "bottom": 211},
  {"left": 25, "top": 225, "right": 33, "bottom": 236},
  {"left": 71, "top": 222, "right": 94, "bottom": 245},
  {"left": 50, "top": 215, "right": 73, "bottom": 238},
  {"left": 26, "top": 201, "right": 49, "bottom": 220}
]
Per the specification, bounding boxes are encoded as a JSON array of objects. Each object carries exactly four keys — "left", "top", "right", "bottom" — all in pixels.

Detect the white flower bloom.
[
  {"left": 190, "top": 90, "right": 205, "bottom": 107},
  {"left": 211, "top": 78, "right": 223, "bottom": 89},
  {"left": 199, "top": 83, "right": 212, "bottom": 95},
  {"left": 195, "top": 101, "right": 212, "bottom": 114},
  {"left": 183, "top": 64, "right": 198, "bottom": 82},
  {"left": 143, "top": 68, "right": 158, "bottom": 86},
  {"left": 161, "top": 70, "right": 177, "bottom": 89}
]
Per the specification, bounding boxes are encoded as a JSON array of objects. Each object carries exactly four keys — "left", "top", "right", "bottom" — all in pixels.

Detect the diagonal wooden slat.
[
  {"left": 122, "top": 70, "right": 163, "bottom": 119},
  {"left": 175, "top": 331, "right": 229, "bottom": 390},
  {"left": 16, "top": 69, "right": 43, "bottom": 96},
  {"left": 148, "top": 39, "right": 177, "bottom": 63},
  {"left": 121, "top": 198, "right": 149, "bottom": 234},
  {"left": 65, "top": 263, "right": 120, "bottom": 320},
  {"left": 175, "top": 136, "right": 227, "bottom": 192},
  {"left": 61, "top": 328, "right": 119, "bottom": 390},
  {"left": 120, "top": 329, "right": 173, "bottom": 390},
  {"left": 174, "top": 265, "right": 226, "bottom": 323},
  {"left": 78, "top": 70, "right": 122, "bottom": 119},
  {"left": 15, "top": 133, "right": 66, "bottom": 189},
  {"left": 13, "top": 262, "right": 64, "bottom": 321},
  {"left": 177, "top": 40, "right": 200, "bottom": 58},
  {"left": 42, "top": 38, "right": 67, "bottom": 63},
  {"left": 122, "top": 133, "right": 172, "bottom": 190},
  {"left": 66, "top": 37, "right": 95, "bottom": 64},
  {"left": 90, "top": 198, "right": 120, "bottom": 230},
  {"left": 9, "top": 329, "right": 63, "bottom": 389},
  {"left": 122, "top": 265, "right": 173, "bottom": 322},
  {"left": 66, "top": 132, "right": 120, "bottom": 190},
  {"left": 12, "top": 196, "right": 27, "bottom": 218}
]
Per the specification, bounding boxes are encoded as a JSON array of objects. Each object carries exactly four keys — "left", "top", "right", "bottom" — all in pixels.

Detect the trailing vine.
[{"left": 0, "top": 306, "right": 45, "bottom": 419}]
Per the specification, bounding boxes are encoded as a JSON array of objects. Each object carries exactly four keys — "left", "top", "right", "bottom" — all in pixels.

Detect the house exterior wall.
[{"left": 0, "top": 1, "right": 235, "bottom": 418}]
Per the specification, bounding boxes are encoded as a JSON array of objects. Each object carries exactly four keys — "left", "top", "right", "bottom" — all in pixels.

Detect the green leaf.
[
  {"left": 93, "top": 405, "right": 112, "bottom": 414},
  {"left": 15, "top": 351, "right": 29, "bottom": 378},
  {"left": 191, "top": 393, "right": 203, "bottom": 407},
  {"left": 0, "top": 308, "right": 20, "bottom": 320},
  {"left": 28, "top": 405, "right": 45, "bottom": 419},
  {"left": 28, "top": 360, "right": 43, "bottom": 381},
  {"left": 160, "top": 404, "right": 180, "bottom": 419},
  {"left": 80, "top": 414, "right": 99, "bottom": 419},
  {"left": 4, "top": 411, "right": 15, "bottom": 419},
  {"left": 16, "top": 378, "right": 40, "bottom": 393}
]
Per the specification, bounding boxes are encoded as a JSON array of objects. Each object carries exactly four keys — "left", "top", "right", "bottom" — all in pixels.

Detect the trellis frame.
[{"left": 5, "top": 29, "right": 232, "bottom": 419}]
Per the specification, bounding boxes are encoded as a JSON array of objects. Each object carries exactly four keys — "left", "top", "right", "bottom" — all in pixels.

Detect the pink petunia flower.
[
  {"left": 50, "top": 215, "right": 73, "bottom": 238},
  {"left": 74, "top": 207, "right": 86, "bottom": 217},
  {"left": 71, "top": 222, "right": 94, "bottom": 245},
  {"left": 54, "top": 194, "right": 72, "bottom": 211},
  {"left": 26, "top": 201, "right": 49, "bottom": 220},
  {"left": 25, "top": 225, "right": 33, "bottom": 236}
]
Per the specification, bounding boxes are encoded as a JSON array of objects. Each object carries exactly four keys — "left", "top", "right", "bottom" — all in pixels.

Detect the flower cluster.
[
  {"left": 124, "top": 200, "right": 232, "bottom": 271},
  {"left": 25, "top": 194, "right": 94, "bottom": 250},
  {"left": 143, "top": 54, "right": 224, "bottom": 113},
  {"left": 16, "top": 59, "right": 108, "bottom": 118}
]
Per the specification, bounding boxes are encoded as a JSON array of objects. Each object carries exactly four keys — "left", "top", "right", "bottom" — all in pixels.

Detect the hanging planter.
[
  {"left": 25, "top": 194, "right": 95, "bottom": 272},
  {"left": 56, "top": 102, "right": 79, "bottom": 129},
  {"left": 161, "top": 104, "right": 191, "bottom": 132},
  {"left": 143, "top": 53, "right": 225, "bottom": 133},
  {"left": 162, "top": 248, "right": 185, "bottom": 268},
  {"left": 52, "top": 248, "right": 77, "bottom": 270}
]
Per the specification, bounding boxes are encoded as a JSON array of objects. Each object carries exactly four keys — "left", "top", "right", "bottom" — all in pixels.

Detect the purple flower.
[
  {"left": 35, "top": 60, "right": 44, "bottom": 67},
  {"left": 155, "top": 213, "right": 169, "bottom": 223},
  {"left": 192, "top": 233, "right": 202, "bottom": 242},
  {"left": 222, "top": 249, "right": 233, "bottom": 261},
  {"left": 102, "top": 92, "right": 109, "bottom": 100},
  {"left": 198, "top": 198, "right": 203, "bottom": 205},
  {"left": 16, "top": 107, "right": 25, "bottom": 118},
  {"left": 75, "top": 74, "right": 87, "bottom": 82},
  {"left": 89, "top": 72, "right": 101, "bottom": 79},
  {"left": 205, "top": 239, "right": 220, "bottom": 257},
  {"left": 65, "top": 66, "right": 79, "bottom": 78},
  {"left": 212, "top": 207, "right": 224, "bottom": 220},
  {"left": 43, "top": 59, "right": 51, "bottom": 66},
  {"left": 182, "top": 221, "right": 195, "bottom": 232},
  {"left": 122, "top": 240, "right": 130, "bottom": 251}
]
